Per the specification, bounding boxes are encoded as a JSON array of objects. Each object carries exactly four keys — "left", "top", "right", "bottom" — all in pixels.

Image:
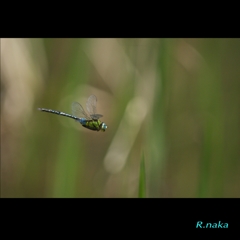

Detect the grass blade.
[{"left": 138, "top": 153, "right": 146, "bottom": 198}]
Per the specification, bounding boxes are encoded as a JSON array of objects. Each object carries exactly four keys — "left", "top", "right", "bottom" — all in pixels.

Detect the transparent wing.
[
  {"left": 72, "top": 102, "right": 91, "bottom": 120},
  {"left": 91, "top": 113, "right": 103, "bottom": 119},
  {"left": 86, "top": 95, "right": 97, "bottom": 115},
  {"left": 86, "top": 95, "right": 103, "bottom": 119}
]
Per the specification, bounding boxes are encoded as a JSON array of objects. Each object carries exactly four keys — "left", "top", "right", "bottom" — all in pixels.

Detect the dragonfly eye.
[{"left": 101, "top": 122, "right": 107, "bottom": 132}]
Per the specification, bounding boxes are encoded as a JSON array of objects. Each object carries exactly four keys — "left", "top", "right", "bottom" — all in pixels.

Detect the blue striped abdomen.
[{"left": 78, "top": 118, "right": 88, "bottom": 125}]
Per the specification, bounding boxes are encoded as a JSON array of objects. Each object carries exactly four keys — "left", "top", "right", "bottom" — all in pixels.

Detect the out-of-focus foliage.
[{"left": 1, "top": 38, "right": 240, "bottom": 197}]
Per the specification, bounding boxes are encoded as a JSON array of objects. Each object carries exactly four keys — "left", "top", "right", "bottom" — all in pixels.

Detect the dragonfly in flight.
[{"left": 38, "top": 95, "right": 107, "bottom": 132}]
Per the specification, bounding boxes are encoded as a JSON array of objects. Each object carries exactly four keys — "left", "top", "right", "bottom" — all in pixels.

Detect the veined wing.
[
  {"left": 86, "top": 95, "right": 103, "bottom": 119},
  {"left": 72, "top": 102, "right": 91, "bottom": 120},
  {"left": 91, "top": 114, "right": 103, "bottom": 119}
]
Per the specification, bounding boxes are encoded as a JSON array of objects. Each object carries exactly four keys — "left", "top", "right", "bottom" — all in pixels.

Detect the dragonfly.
[{"left": 38, "top": 95, "right": 107, "bottom": 132}]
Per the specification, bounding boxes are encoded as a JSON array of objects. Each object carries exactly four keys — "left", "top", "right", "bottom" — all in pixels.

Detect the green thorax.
[{"left": 82, "top": 119, "right": 103, "bottom": 131}]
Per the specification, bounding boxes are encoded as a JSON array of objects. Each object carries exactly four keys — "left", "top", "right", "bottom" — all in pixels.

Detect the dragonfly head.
[{"left": 100, "top": 122, "right": 107, "bottom": 132}]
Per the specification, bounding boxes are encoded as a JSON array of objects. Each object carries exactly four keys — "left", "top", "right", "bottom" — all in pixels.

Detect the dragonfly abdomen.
[
  {"left": 37, "top": 108, "right": 79, "bottom": 120},
  {"left": 77, "top": 118, "right": 88, "bottom": 125}
]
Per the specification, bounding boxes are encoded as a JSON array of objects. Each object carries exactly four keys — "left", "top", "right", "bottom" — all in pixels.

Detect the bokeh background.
[{"left": 1, "top": 38, "right": 240, "bottom": 198}]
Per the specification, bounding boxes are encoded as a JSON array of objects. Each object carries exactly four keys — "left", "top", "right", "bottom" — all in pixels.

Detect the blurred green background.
[{"left": 1, "top": 38, "right": 240, "bottom": 198}]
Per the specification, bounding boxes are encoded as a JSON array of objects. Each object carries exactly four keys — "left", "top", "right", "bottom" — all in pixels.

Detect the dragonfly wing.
[
  {"left": 86, "top": 95, "right": 104, "bottom": 119},
  {"left": 90, "top": 114, "right": 103, "bottom": 119},
  {"left": 86, "top": 95, "right": 97, "bottom": 116},
  {"left": 72, "top": 102, "right": 91, "bottom": 120}
]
